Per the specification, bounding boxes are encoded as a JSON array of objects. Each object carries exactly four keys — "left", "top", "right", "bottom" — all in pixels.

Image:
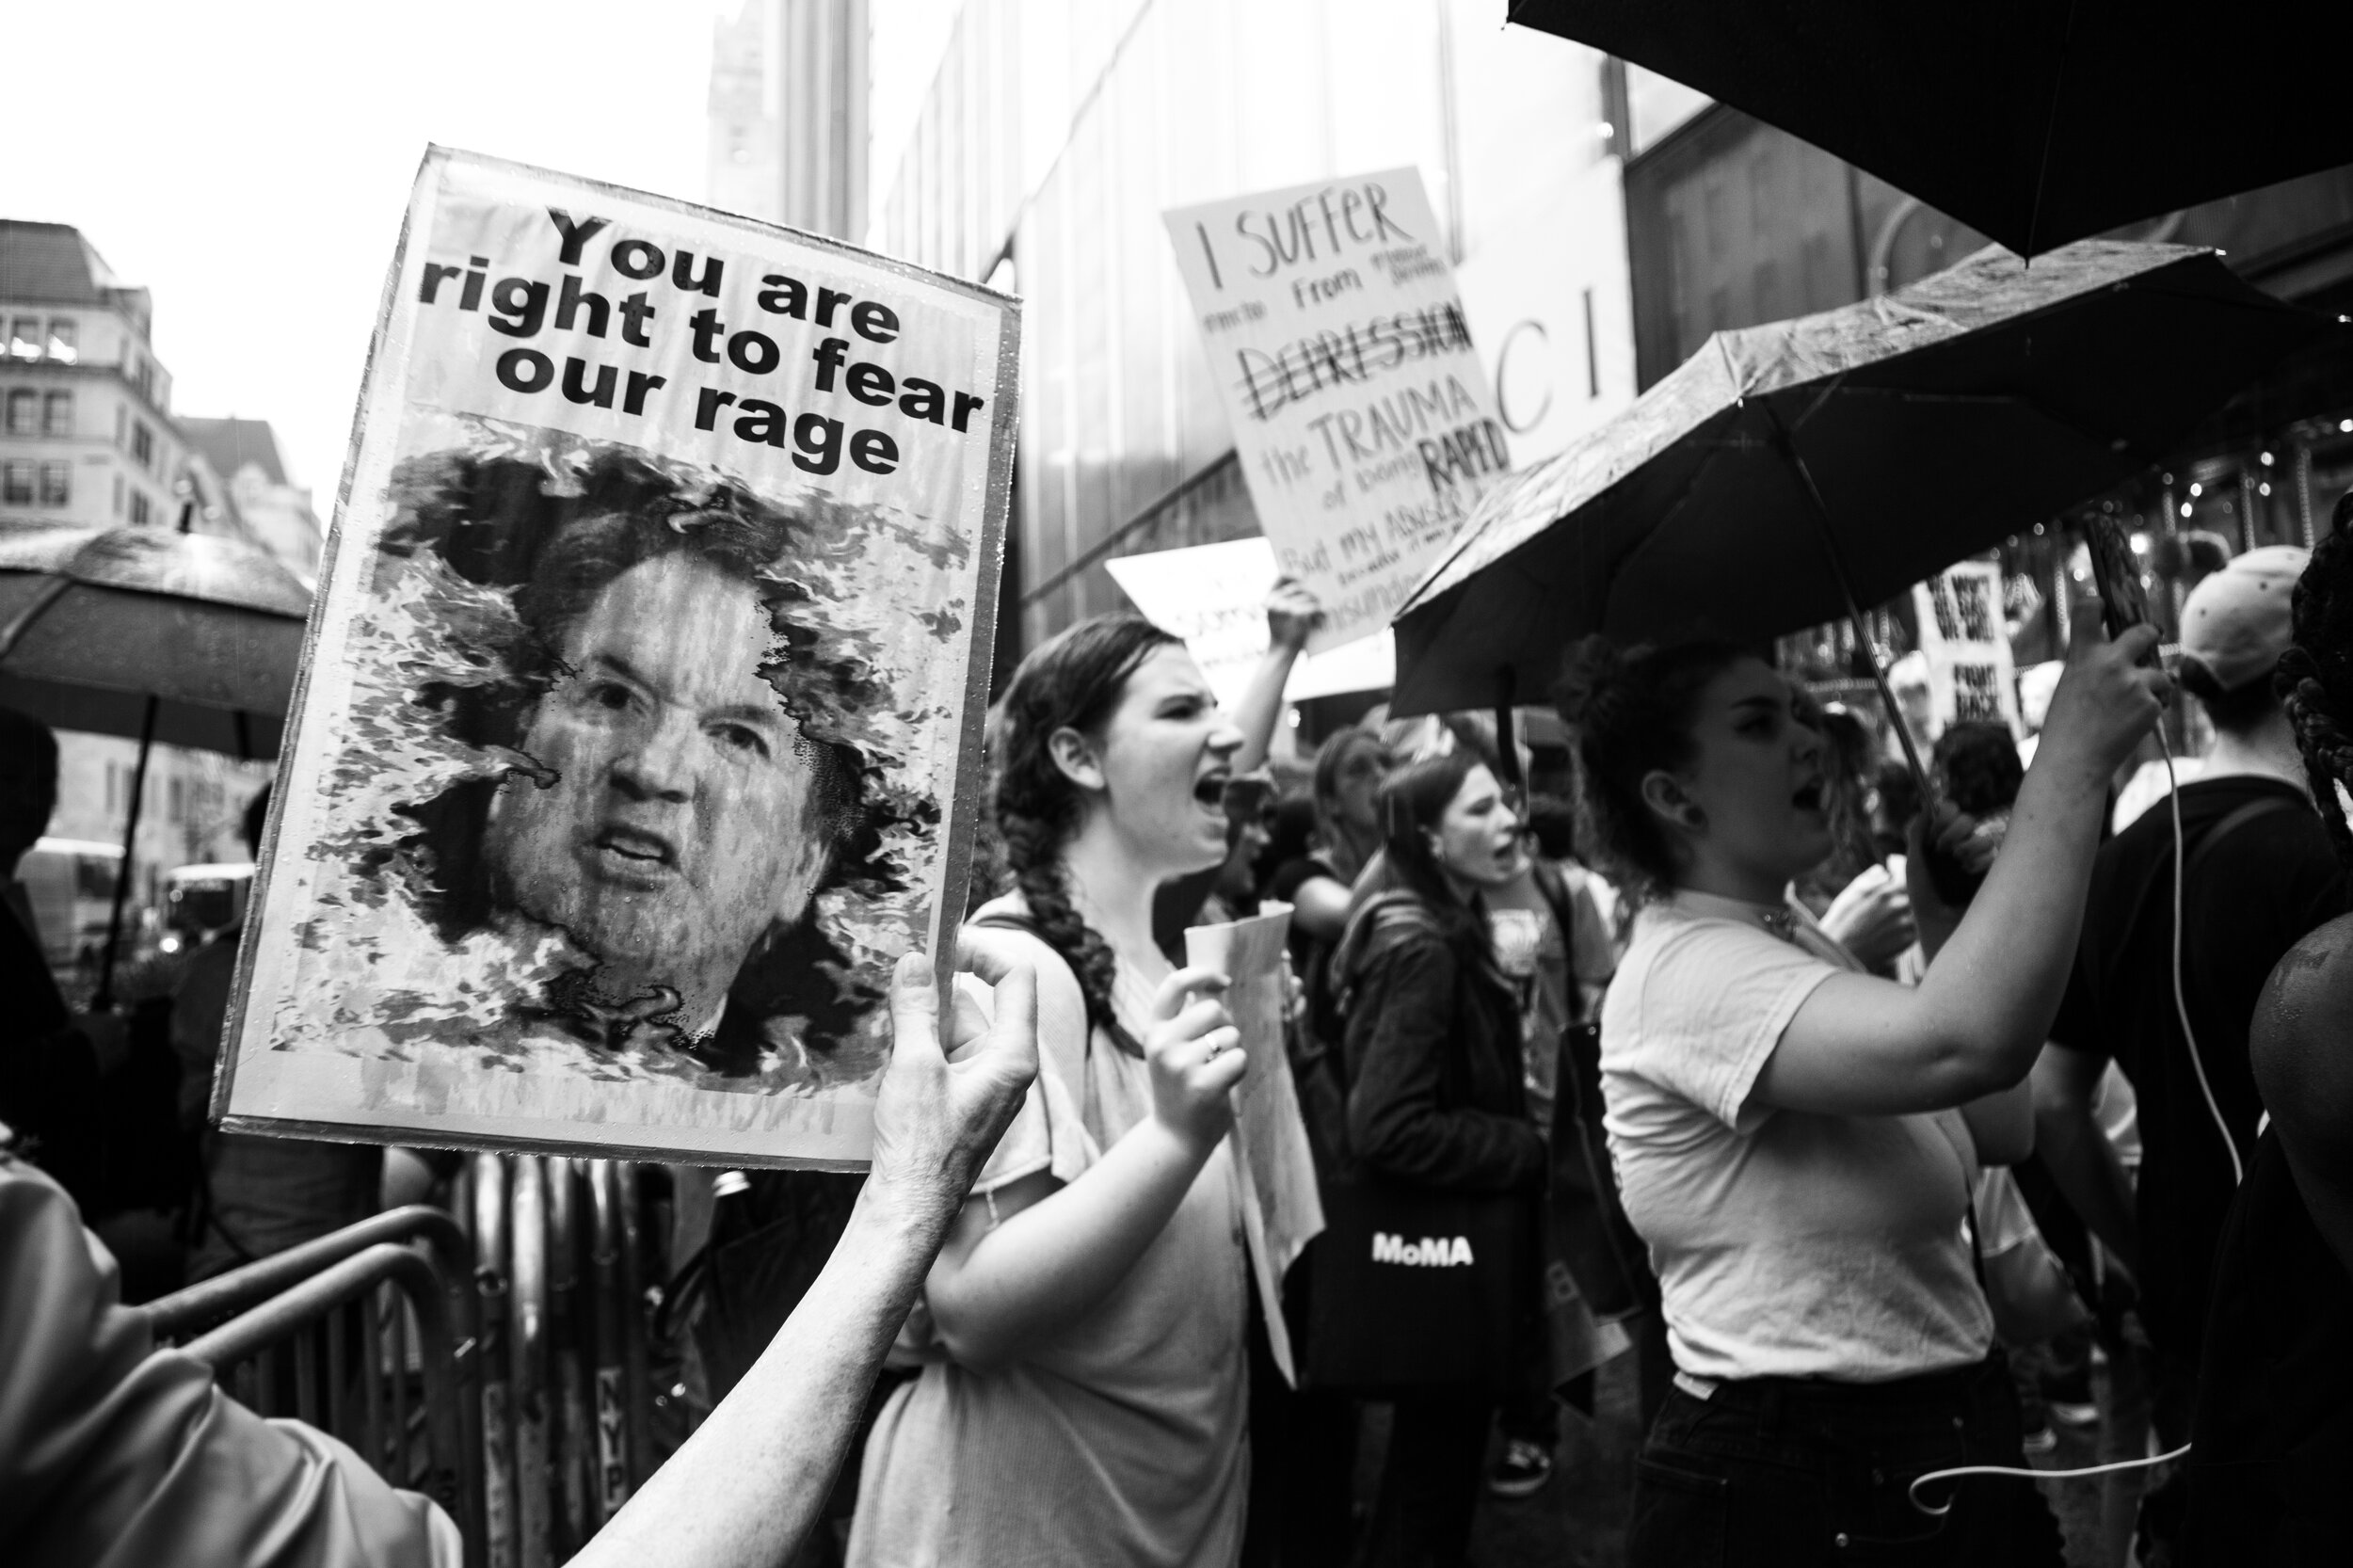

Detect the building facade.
[
  {"left": 707, "top": 0, "right": 871, "bottom": 242},
  {"left": 1, "top": 221, "right": 185, "bottom": 532},
  {"left": 3, "top": 221, "right": 279, "bottom": 955},
  {"left": 864, "top": 0, "right": 1641, "bottom": 661},
  {"left": 180, "top": 417, "right": 325, "bottom": 584}
]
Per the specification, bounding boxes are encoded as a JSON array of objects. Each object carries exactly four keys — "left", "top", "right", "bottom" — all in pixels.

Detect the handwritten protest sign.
[
  {"left": 1164, "top": 170, "right": 1509, "bottom": 653},
  {"left": 1102, "top": 536, "right": 1394, "bottom": 712},
  {"left": 215, "top": 147, "right": 1016, "bottom": 1166},
  {"left": 1187, "top": 905, "right": 1323, "bottom": 1387},
  {"left": 1911, "top": 557, "right": 2023, "bottom": 737}
]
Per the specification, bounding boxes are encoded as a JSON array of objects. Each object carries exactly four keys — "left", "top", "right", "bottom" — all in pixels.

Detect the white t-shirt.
[{"left": 1600, "top": 890, "right": 1993, "bottom": 1385}]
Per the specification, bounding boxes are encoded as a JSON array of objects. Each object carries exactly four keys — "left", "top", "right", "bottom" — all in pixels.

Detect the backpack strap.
[
  {"left": 968, "top": 910, "right": 1048, "bottom": 939},
  {"left": 2183, "top": 793, "right": 2308, "bottom": 886},
  {"left": 1327, "top": 892, "right": 1445, "bottom": 1042},
  {"left": 1529, "top": 860, "right": 1585, "bottom": 1024}
]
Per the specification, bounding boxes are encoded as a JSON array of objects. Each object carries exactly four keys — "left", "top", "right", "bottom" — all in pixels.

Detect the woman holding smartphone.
[{"left": 1560, "top": 611, "right": 2165, "bottom": 1567}]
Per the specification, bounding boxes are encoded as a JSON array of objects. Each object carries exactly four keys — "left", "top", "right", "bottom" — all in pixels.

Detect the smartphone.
[{"left": 2082, "top": 515, "right": 2160, "bottom": 664}]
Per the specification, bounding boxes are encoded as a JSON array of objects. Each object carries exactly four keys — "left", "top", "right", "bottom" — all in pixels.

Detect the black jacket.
[{"left": 1333, "top": 898, "right": 1545, "bottom": 1194}]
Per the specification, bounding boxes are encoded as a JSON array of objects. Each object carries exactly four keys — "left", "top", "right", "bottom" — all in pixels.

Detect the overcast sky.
[{"left": 5, "top": 1, "right": 745, "bottom": 498}]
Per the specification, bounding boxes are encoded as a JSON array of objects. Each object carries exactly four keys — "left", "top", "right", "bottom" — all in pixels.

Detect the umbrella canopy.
[
  {"left": 1391, "top": 241, "right": 2326, "bottom": 716},
  {"left": 1509, "top": 1, "right": 2353, "bottom": 258},
  {"left": 0, "top": 521, "right": 312, "bottom": 760}
]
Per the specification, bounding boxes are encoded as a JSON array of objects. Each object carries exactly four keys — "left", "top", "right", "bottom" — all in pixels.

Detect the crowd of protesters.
[{"left": 14, "top": 504, "right": 2353, "bottom": 1568}]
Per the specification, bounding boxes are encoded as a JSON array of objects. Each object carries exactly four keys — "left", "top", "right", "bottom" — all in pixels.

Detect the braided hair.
[
  {"left": 2279, "top": 496, "right": 2353, "bottom": 888},
  {"left": 1554, "top": 634, "right": 1749, "bottom": 904},
  {"left": 992, "top": 613, "right": 1181, "bottom": 1056}
]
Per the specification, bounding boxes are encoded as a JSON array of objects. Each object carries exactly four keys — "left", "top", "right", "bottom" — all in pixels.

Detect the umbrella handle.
[
  {"left": 1764, "top": 407, "right": 1936, "bottom": 807},
  {"left": 1841, "top": 598, "right": 1933, "bottom": 795},
  {"left": 93, "top": 693, "right": 160, "bottom": 1013}
]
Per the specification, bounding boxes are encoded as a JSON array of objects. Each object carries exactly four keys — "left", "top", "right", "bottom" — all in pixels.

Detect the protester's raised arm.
[
  {"left": 1231, "top": 579, "right": 1321, "bottom": 772},
  {"left": 573, "top": 946, "right": 1037, "bottom": 1568},
  {"left": 1753, "top": 614, "right": 2167, "bottom": 1116}
]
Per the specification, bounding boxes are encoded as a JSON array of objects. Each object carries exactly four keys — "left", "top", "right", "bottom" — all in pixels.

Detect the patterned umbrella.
[
  {"left": 1390, "top": 241, "right": 2328, "bottom": 719},
  {"left": 0, "top": 519, "right": 312, "bottom": 1003},
  {"left": 0, "top": 520, "right": 310, "bottom": 760}
]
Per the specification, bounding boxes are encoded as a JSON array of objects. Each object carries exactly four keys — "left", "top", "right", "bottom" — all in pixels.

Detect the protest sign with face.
[
  {"left": 1164, "top": 169, "right": 1510, "bottom": 653},
  {"left": 213, "top": 147, "right": 1016, "bottom": 1166}
]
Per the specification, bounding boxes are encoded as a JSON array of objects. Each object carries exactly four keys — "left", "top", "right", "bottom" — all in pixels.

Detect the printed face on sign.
[
  {"left": 216, "top": 148, "right": 1014, "bottom": 1166},
  {"left": 369, "top": 442, "right": 924, "bottom": 1085},
  {"left": 481, "top": 549, "right": 830, "bottom": 1034}
]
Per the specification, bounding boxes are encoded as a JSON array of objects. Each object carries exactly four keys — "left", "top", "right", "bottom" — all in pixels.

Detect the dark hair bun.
[{"left": 1552, "top": 634, "right": 1627, "bottom": 730}]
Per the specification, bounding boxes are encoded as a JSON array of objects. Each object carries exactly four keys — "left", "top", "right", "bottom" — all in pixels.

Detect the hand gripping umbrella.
[
  {"left": 1389, "top": 241, "right": 2328, "bottom": 773},
  {"left": 0, "top": 515, "right": 312, "bottom": 1005},
  {"left": 1508, "top": 0, "right": 2353, "bottom": 259}
]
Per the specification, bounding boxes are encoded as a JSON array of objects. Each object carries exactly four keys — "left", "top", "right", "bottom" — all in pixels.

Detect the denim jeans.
[{"left": 1626, "top": 1353, "right": 2064, "bottom": 1567}]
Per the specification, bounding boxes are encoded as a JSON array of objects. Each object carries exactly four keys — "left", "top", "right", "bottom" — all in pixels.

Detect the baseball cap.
[{"left": 2180, "top": 544, "right": 2310, "bottom": 694}]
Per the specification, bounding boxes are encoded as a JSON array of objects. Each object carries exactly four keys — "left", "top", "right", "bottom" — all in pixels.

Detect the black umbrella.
[
  {"left": 0, "top": 516, "right": 311, "bottom": 1004},
  {"left": 1510, "top": 0, "right": 2353, "bottom": 258},
  {"left": 1390, "top": 241, "right": 2326, "bottom": 731}
]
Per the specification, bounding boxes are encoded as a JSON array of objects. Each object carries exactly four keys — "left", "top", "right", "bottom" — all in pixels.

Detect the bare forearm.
[
  {"left": 1231, "top": 645, "right": 1303, "bottom": 771},
  {"left": 929, "top": 1118, "right": 1210, "bottom": 1368},
  {"left": 2033, "top": 1101, "right": 2137, "bottom": 1271},
  {"left": 576, "top": 1186, "right": 941, "bottom": 1568},
  {"left": 1915, "top": 748, "right": 2108, "bottom": 1075}
]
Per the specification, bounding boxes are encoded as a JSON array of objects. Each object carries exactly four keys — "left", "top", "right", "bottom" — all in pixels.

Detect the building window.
[
  {"left": 38, "top": 461, "right": 70, "bottom": 506},
  {"left": 2, "top": 461, "right": 32, "bottom": 504},
  {"left": 113, "top": 472, "right": 123, "bottom": 516},
  {"left": 42, "top": 391, "right": 72, "bottom": 435},
  {"left": 46, "top": 319, "right": 76, "bottom": 364},
  {"left": 4, "top": 389, "right": 32, "bottom": 434},
  {"left": 129, "top": 489, "right": 151, "bottom": 525},
  {"left": 131, "top": 421, "right": 153, "bottom": 470},
  {"left": 8, "top": 318, "right": 39, "bottom": 360}
]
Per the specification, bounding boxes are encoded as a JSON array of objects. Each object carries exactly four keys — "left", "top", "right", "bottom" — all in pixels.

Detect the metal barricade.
[
  {"left": 148, "top": 1161, "right": 664, "bottom": 1568},
  {"left": 456, "top": 1154, "right": 660, "bottom": 1567},
  {"left": 466, "top": 1155, "right": 521, "bottom": 1568},
  {"left": 585, "top": 1160, "right": 649, "bottom": 1521},
  {"left": 148, "top": 1207, "right": 488, "bottom": 1568}
]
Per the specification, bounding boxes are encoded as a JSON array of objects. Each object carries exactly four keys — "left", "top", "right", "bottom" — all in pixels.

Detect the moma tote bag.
[{"left": 1302, "top": 1179, "right": 1535, "bottom": 1398}]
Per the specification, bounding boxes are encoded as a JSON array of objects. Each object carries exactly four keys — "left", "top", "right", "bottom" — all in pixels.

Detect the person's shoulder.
[
  {"left": 1623, "top": 899, "right": 1775, "bottom": 955},
  {"left": 173, "top": 933, "right": 242, "bottom": 996},
  {"left": 961, "top": 896, "right": 1095, "bottom": 1068},
  {"left": 1337, "top": 894, "right": 1452, "bottom": 982},
  {"left": 1270, "top": 855, "right": 1336, "bottom": 898},
  {"left": 2189, "top": 776, "right": 2338, "bottom": 879},
  {"left": 963, "top": 895, "right": 1082, "bottom": 992},
  {"left": 2253, "top": 913, "right": 2353, "bottom": 1127},
  {"left": 1637, "top": 903, "right": 1829, "bottom": 1001},
  {"left": 2107, "top": 790, "right": 2185, "bottom": 856}
]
